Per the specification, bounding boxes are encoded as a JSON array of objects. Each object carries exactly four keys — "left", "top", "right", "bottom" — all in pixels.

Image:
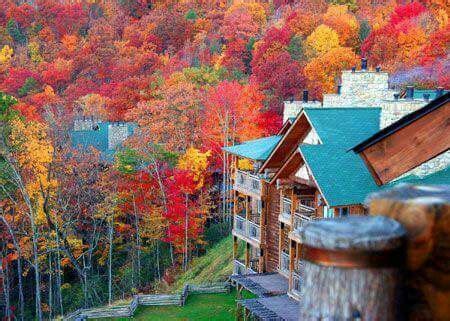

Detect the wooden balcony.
[
  {"left": 279, "top": 197, "right": 292, "bottom": 225},
  {"left": 234, "top": 170, "right": 264, "bottom": 199},
  {"left": 289, "top": 204, "right": 317, "bottom": 242},
  {"left": 290, "top": 272, "right": 303, "bottom": 299},
  {"left": 279, "top": 251, "right": 290, "bottom": 277},
  {"left": 232, "top": 259, "right": 259, "bottom": 276},
  {"left": 233, "top": 215, "right": 262, "bottom": 247}
]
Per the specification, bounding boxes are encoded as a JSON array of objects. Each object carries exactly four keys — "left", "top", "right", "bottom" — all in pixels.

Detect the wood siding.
[
  {"left": 359, "top": 102, "right": 450, "bottom": 185},
  {"left": 265, "top": 183, "right": 281, "bottom": 272}
]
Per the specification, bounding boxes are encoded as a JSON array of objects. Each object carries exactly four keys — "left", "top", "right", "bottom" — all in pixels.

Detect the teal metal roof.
[
  {"left": 413, "top": 89, "right": 448, "bottom": 100},
  {"left": 70, "top": 122, "right": 136, "bottom": 161},
  {"left": 299, "top": 108, "right": 382, "bottom": 206},
  {"left": 223, "top": 135, "right": 282, "bottom": 161},
  {"left": 300, "top": 107, "right": 449, "bottom": 206}
]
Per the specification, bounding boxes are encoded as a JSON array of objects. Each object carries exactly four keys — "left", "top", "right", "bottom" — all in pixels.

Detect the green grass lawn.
[
  {"left": 107, "top": 289, "right": 254, "bottom": 321},
  {"left": 167, "top": 236, "right": 235, "bottom": 291}
]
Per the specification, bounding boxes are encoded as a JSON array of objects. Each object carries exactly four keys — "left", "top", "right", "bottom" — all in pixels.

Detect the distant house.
[
  {"left": 70, "top": 117, "right": 136, "bottom": 161},
  {"left": 225, "top": 61, "right": 449, "bottom": 320}
]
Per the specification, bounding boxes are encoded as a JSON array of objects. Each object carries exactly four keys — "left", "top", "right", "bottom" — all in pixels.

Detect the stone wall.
[
  {"left": 73, "top": 118, "right": 99, "bottom": 131},
  {"left": 323, "top": 70, "right": 396, "bottom": 108},
  {"left": 283, "top": 101, "right": 321, "bottom": 123},
  {"left": 405, "top": 150, "right": 450, "bottom": 179},
  {"left": 108, "top": 123, "right": 129, "bottom": 150},
  {"left": 379, "top": 99, "right": 427, "bottom": 128}
]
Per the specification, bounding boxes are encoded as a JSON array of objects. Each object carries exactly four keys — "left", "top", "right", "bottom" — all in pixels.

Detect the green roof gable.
[
  {"left": 223, "top": 135, "right": 281, "bottom": 161},
  {"left": 300, "top": 106, "right": 449, "bottom": 207},
  {"left": 299, "top": 108, "right": 382, "bottom": 207},
  {"left": 70, "top": 122, "right": 136, "bottom": 161}
]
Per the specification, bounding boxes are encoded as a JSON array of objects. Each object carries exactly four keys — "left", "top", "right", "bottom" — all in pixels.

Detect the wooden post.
[
  {"left": 245, "top": 243, "right": 250, "bottom": 269},
  {"left": 299, "top": 216, "right": 406, "bottom": 320},
  {"left": 367, "top": 184, "right": 450, "bottom": 321},
  {"left": 289, "top": 239, "right": 295, "bottom": 292}
]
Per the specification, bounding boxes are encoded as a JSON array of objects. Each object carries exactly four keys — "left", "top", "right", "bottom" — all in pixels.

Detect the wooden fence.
[{"left": 63, "top": 282, "right": 231, "bottom": 320}]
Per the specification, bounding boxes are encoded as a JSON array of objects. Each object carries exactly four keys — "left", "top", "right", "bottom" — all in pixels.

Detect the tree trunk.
[
  {"left": 299, "top": 216, "right": 406, "bottom": 321},
  {"left": 55, "top": 233, "right": 63, "bottom": 316},
  {"left": 48, "top": 253, "right": 53, "bottom": 320},
  {"left": 132, "top": 195, "right": 141, "bottom": 288},
  {"left": 30, "top": 215, "right": 43, "bottom": 321},
  {"left": 2, "top": 258, "right": 11, "bottom": 321},
  {"left": 184, "top": 193, "right": 189, "bottom": 271},
  {"left": 0, "top": 215, "right": 25, "bottom": 321},
  {"left": 367, "top": 184, "right": 450, "bottom": 321},
  {"left": 108, "top": 215, "right": 114, "bottom": 306}
]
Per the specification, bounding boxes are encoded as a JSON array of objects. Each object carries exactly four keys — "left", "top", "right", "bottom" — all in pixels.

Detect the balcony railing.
[
  {"left": 281, "top": 197, "right": 292, "bottom": 223},
  {"left": 234, "top": 170, "right": 263, "bottom": 197},
  {"left": 248, "top": 258, "right": 259, "bottom": 274},
  {"left": 298, "top": 197, "right": 315, "bottom": 209},
  {"left": 280, "top": 251, "right": 290, "bottom": 274},
  {"left": 233, "top": 259, "right": 258, "bottom": 275},
  {"left": 233, "top": 215, "right": 261, "bottom": 243},
  {"left": 233, "top": 260, "right": 247, "bottom": 275},
  {"left": 293, "top": 213, "right": 317, "bottom": 232},
  {"left": 292, "top": 272, "right": 303, "bottom": 297}
]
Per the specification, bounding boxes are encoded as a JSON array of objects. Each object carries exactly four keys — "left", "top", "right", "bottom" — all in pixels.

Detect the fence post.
[
  {"left": 367, "top": 184, "right": 450, "bottom": 321},
  {"left": 299, "top": 215, "right": 406, "bottom": 321}
]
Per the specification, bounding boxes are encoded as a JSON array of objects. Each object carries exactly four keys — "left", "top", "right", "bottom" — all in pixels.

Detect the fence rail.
[
  {"left": 63, "top": 282, "right": 231, "bottom": 320},
  {"left": 233, "top": 215, "right": 261, "bottom": 243}
]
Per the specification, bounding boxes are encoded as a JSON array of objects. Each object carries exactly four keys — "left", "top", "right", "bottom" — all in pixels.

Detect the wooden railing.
[
  {"left": 293, "top": 202, "right": 317, "bottom": 232},
  {"left": 234, "top": 170, "right": 263, "bottom": 197},
  {"left": 280, "top": 251, "right": 290, "bottom": 274},
  {"left": 281, "top": 197, "right": 292, "bottom": 223},
  {"left": 233, "top": 259, "right": 258, "bottom": 275},
  {"left": 292, "top": 272, "right": 303, "bottom": 297},
  {"left": 233, "top": 215, "right": 261, "bottom": 243},
  {"left": 64, "top": 282, "right": 231, "bottom": 320}
]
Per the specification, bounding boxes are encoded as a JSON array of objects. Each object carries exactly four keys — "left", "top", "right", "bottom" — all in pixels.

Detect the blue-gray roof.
[
  {"left": 70, "top": 122, "right": 136, "bottom": 161},
  {"left": 223, "top": 135, "right": 282, "bottom": 161}
]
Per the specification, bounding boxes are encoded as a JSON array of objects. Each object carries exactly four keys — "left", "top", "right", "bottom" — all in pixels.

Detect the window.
[
  {"left": 323, "top": 206, "right": 334, "bottom": 218},
  {"left": 338, "top": 207, "right": 349, "bottom": 217}
]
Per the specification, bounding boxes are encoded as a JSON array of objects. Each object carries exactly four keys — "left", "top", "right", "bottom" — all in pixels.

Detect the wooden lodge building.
[{"left": 224, "top": 61, "right": 449, "bottom": 320}]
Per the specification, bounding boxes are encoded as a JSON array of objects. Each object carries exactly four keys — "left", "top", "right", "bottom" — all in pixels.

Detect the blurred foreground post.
[
  {"left": 368, "top": 184, "right": 450, "bottom": 321},
  {"left": 299, "top": 216, "right": 406, "bottom": 321}
]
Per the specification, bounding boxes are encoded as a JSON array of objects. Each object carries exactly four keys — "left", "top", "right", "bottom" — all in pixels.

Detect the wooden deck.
[
  {"left": 239, "top": 295, "right": 299, "bottom": 321},
  {"left": 231, "top": 272, "right": 289, "bottom": 297}
]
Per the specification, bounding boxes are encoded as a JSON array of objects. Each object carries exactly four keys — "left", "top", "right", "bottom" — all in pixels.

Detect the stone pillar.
[
  {"left": 299, "top": 216, "right": 406, "bottom": 321},
  {"left": 108, "top": 123, "right": 129, "bottom": 150},
  {"left": 283, "top": 100, "right": 321, "bottom": 123}
]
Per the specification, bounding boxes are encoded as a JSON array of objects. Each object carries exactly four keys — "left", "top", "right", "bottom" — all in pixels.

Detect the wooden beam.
[{"left": 359, "top": 102, "right": 450, "bottom": 185}]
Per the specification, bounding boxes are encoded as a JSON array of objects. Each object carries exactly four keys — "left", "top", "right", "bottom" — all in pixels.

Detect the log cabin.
[{"left": 225, "top": 62, "right": 449, "bottom": 320}]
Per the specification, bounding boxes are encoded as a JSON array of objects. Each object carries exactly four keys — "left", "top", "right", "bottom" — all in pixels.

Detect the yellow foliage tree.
[
  {"left": 226, "top": 1, "right": 267, "bottom": 28},
  {"left": 305, "top": 46, "right": 359, "bottom": 96},
  {"left": 238, "top": 158, "right": 253, "bottom": 171},
  {"left": 397, "top": 26, "right": 427, "bottom": 66},
  {"left": 305, "top": 24, "right": 340, "bottom": 58},
  {"left": 28, "top": 42, "right": 43, "bottom": 64},
  {"left": 177, "top": 147, "right": 211, "bottom": 190},
  {"left": 323, "top": 5, "right": 359, "bottom": 47},
  {"left": 0, "top": 45, "right": 13, "bottom": 64}
]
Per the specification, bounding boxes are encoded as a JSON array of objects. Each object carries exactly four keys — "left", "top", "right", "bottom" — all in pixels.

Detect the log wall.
[{"left": 265, "top": 183, "right": 281, "bottom": 272}]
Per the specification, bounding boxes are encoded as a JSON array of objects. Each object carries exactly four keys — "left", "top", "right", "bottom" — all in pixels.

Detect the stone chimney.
[{"left": 283, "top": 90, "right": 321, "bottom": 123}]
